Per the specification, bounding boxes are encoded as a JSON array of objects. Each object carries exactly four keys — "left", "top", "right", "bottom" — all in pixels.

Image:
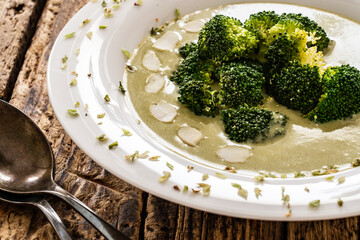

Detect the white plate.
[{"left": 47, "top": 0, "right": 360, "bottom": 220}]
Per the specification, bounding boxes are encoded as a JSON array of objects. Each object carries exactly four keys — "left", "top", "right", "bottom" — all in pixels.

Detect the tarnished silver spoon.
[
  {"left": 0, "top": 99, "right": 128, "bottom": 240},
  {"left": 0, "top": 190, "right": 71, "bottom": 239}
]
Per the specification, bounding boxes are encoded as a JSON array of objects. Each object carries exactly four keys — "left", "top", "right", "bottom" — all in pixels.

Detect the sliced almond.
[
  {"left": 153, "top": 31, "right": 181, "bottom": 51},
  {"left": 183, "top": 20, "right": 205, "bottom": 33},
  {"left": 142, "top": 50, "right": 161, "bottom": 71},
  {"left": 178, "top": 126, "right": 203, "bottom": 147},
  {"left": 145, "top": 74, "right": 166, "bottom": 93},
  {"left": 150, "top": 102, "right": 177, "bottom": 123},
  {"left": 217, "top": 146, "right": 251, "bottom": 163}
]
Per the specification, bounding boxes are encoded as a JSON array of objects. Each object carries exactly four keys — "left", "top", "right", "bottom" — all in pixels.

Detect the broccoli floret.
[
  {"left": 282, "top": 13, "right": 330, "bottom": 51},
  {"left": 307, "top": 65, "right": 360, "bottom": 123},
  {"left": 264, "top": 27, "right": 325, "bottom": 74},
  {"left": 170, "top": 50, "right": 214, "bottom": 85},
  {"left": 197, "top": 15, "right": 260, "bottom": 62},
  {"left": 216, "top": 62, "right": 265, "bottom": 107},
  {"left": 177, "top": 72, "right": 220, "bottom": 117},
  {"left": 265, "top": 13, "right": 329, "bottom": 53},
  {"left": 221, "top": 107, "right": 287, "bottom": 143},
  {"left": 264, "top": 35, "right": 299, "bottom": 77},
  {"left": 236, "top": 57, "right": 264, "bottom": 74},
  {"left": 244, "top": 11, "right": 280, "bottom": 41},
  {"left": 269, "top": 61, "right": 322, "bottom": 114},
  {"left": 179, "top": 42, "right": 198, "bottom": 58},
  {"left": 266, "top": 18, "right": 303, "bottom": 45}
]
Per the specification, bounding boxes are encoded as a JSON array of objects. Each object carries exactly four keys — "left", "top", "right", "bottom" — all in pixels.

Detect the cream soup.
[{"left": 125, "top": 3, "right": 360, "bottom": 174}]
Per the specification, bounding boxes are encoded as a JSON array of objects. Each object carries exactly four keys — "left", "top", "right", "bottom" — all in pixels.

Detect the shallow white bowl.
[{"left": 47, "top": 0, "right": 360, "bottom": 220}]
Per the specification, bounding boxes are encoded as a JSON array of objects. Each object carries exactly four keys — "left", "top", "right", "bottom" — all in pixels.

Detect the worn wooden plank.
[
  {"left": 0, "top": 0, "right": 142, "bottom": 239},
  {"left": 288, "top": 218, "right": 358, "bottom": 240},
  {"left": 144, "top": 195, "right": 179, "bottom": 239},
  {"left": 144, "top": 195, "right": 286, "bottom": 240},
  {"left": 0, "top": 0, "right": 46, "bottom": 100}
]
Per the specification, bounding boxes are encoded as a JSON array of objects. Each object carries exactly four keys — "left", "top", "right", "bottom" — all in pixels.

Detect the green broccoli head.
[
  {"left": 197, "top": 15, "right": 260, "bottom": 62},
  {"left": 177, "top": 72, "right": 220, "bottom": 117},
  {"left": 264, "top": 35, "right": 299, "bottom": 77},
  {"left": 266, "top": 18, "right": 303, "bottom": 44},
  {"left": 221, "top": 107, "right": 287, "bottom": 143},
  {"left": 307, "top": 65, "right": 360, "bottom": 123},
  {"left": 282, "top": 13, "right": 330, "bottom": 51},
  {"left": 216, "top": 62, "right": 265, "bottom": 107},
  {"left": 179, "top": 42, "right": 198, "bottom": 58},
  {"left": 235, "top": 57, "right": 264, "bottom": 74},
  {"left": 269, "top": 61, "right": 322, "bottom": 114},
  {"left": 244, "top": 10, "right": 280, "bottom": 41},
  {"left": 170, "top": 50, "right": 214, "bottom": 85},
  {"left": 264, "top": 25, "right": 325, "bottom": 76}
]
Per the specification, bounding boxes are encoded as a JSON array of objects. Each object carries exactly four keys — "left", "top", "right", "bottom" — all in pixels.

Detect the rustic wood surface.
[{"left": 0, "top": 0, "right": 358, "bottom": 239}]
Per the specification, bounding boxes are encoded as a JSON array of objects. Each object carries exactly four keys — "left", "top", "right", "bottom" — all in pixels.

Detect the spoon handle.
[
  {"left": 50, "top": 185, "right": 128, "bottom": 240},
  {"left": 34, "top": 199, "right": 72, "bottom": 240}
]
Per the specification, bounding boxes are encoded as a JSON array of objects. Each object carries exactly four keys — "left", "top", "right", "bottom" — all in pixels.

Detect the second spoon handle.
[
  {"left": 34, "top": 199, "right": 72, "bottom": 240},
  {"left": 49, "top": 185, "right": 128, "bottom": 240}
]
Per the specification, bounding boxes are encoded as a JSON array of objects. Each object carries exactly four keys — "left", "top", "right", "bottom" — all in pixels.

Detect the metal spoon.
[
  {"left": 0, "top": 190, "right": 71, "bottom": 239},
  {"left": 0, "top": 99, "right": 128, "bottom": 240}
]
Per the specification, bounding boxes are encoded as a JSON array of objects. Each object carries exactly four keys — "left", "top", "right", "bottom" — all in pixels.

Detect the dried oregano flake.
[
  {"left": 97, "top": 113, "right": 106, "bottom": 119},
  {"left": 337, "top": 176, "right": 346, "bottom": 185},
  {"left": 175, "top": 8, "right": 181, "bottom": 20},
  {"left": 104, "top": 94, "right": 110, "bottom": 102},
  {"left": 108, "top": 141, "right": 118, "bottom": 149},
  {"left": 119, "top": 81, "right": 126, "bottom": 94},
  {"left": 86, "top": 32, "right": 93, "bottom": 40},
  {"left": 254, "top": 175, "right": 264, "bottom": 182},
  {"left": 81, "top": 18, "right": 91, "bottom": 26},
  {"left": 61, "top": 55, "right": 68, "bottom": 70},
  {"left": 159, "top": 171, "right": 171, "bottom": 183},
  {"left": 122, "top": 128, "right": 132, "bottom": 136},
  {"left": 138, "top": 151, "right": 149, "bottom": 159},
  {"left": 122, "top": 48, "right": 131, "bottom": 59},
  {"left": 125, "top": 150, "right": 139, "bottom": 162},
  {"left": 67, "top": 109, "right": 79, "bottom": 117},
  {"left": 166, "top": 162, "right": 174, "bottom": 171},
  {"left": 309, "top": 200, "right": 320, "bottom": 208},
  {"left": 197, "top": 183, "right": 211, "bottom": 196},
  {"left": 202, "top": 174, "right": 209, "bottom": 181},
  {"left": 148, "top": 156, "right": 160, "bottom": 161},
  {"left": 64, "top": 32, "right": 75, "bottom": 39},
  {"left": 96, "top": 134, "right": 108, "bottom": 141},
  {"left": 70, "top": 79, "right": 77, "bottom": 86},
  {"left": 325, "top": 175, "right": 335, "bottom": 181},
  {"left": 337, "top": 198, "right": 343, "bottom": 207},
  {"left": 231, "top": 183, "right": 248, "bottom": 200},
  {"left": 254, "top": 187, "right": 262, "bottom": 199},
  {"left": 215, "top": 172, "right": 227, "bottom": 179}
]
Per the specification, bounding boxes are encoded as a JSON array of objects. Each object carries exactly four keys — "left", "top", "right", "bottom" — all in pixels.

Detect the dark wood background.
[{"left": 0, "top": 0, "right": 358, "bottom": 239}]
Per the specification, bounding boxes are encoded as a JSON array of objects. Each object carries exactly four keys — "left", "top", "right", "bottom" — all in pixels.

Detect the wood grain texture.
[
  {"left": 0, "top": 0, "right": 46, "bottom": 100},
  {"left": 288, "top": 218, "right": 359, "bottom": 240},
  {"left": 1, "top": 0, "right": 360, "bottom": 239}
]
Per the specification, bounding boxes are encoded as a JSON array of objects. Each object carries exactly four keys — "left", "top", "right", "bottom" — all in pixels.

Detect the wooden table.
[{"left": 0, "top": 0, "right": 358, "bottom": 239}]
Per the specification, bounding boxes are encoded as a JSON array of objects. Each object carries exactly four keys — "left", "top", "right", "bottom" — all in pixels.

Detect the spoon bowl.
[
  {"left": 0, "top": 100, "right": 54, "bottom": 193},
  {"left": 0, "top": 99, "right": 127, "bottom": 240}
]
